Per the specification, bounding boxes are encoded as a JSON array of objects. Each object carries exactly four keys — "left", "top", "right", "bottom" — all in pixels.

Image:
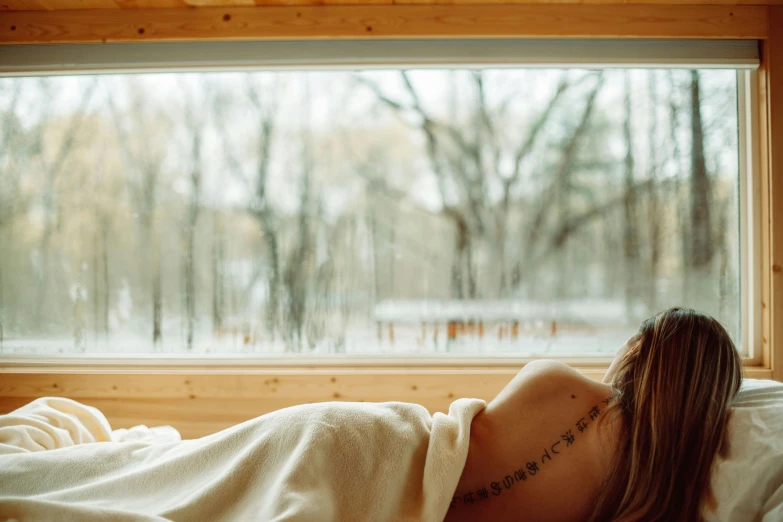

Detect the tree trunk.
[
  {"left": 152, "top": 248, "right": 162, "bottom": 345},
  {"left": 101, "top": 220, "right": 110, "bottom": 338},
  {"left": 286, "top": 152, "right": 312, "bottom": 350},
  {"left": 451, "top": 218, "right": 470, "bottom": 299},
  {"left": 465, "top": 236, "right": 477, "bottom": 299},
  {"left": 0, "top": 87, "right": 21, "bottom": 351},
  {"left": 256, "top": 212, "right": 279, "bottom": 344},
  {"left": 647, "top": 71, "right": 661, "bottom": 313},
  {"left": 149, "top": 223, "right": 162, "bottom": 346},
  {"left": 666, "top": 72, "right": 691, "bottom": 304},
  {"left": 93, "top": 226, "right": 99, "bottom": 345},
  {"left": 388, "top": 219, "right": 396, "bottom": 298},
  {"left": 254, "top": 118, "right": 280, "bottom": 343},
  {"left": 108, "top": 87, "right": 163, "bottom": 347},
  {"left": 282, "top": 83, "right": 315, "bottom": 351},
  {"left": 34, "top": 208, "right": 53, "bottom": 325},
  {"left": 141, "top": 216, "right": 162, "bottom": 346},
  {"left": 185, "top": 132, "right": 202, "bottom": 350},
  {"left": 717, "top": 197, "right": 731, "bottom": 320},
  {"left": 369, "top": 206, "right": 382, "bottom": 305},
  {"left": 185, "top": 204, "right": 199, "bottom": 350},
  {"left": 74, "top": 261, "right": 87, "bottom": 353},
  {"left": 212, "top": 214, "right": 224, "bottom": 336},
  {"left": 34, "top": 81, "right": 97, "bottom": 325},
  {"left": 0, "top": 248, "right": 4, "bottom": 351},
  {"left": 185, "top": 239, "right": 195, "bottom": 349},
  {"left": 496, "top": 224, "right": 508, "bottom": 298},
  {"left": 689, "top": 70, "right": 713, "bottom": 269},
  {"left": 622, "top": 71, "right": 640, "bottom": 319}
]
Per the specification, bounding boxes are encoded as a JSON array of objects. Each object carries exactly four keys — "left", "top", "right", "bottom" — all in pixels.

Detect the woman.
[
  {"left": 444, "top": 307, "right": 743, "bottom": 522},
  {"left": 0, "top": 307, "right": 741, "bottom": 522}
]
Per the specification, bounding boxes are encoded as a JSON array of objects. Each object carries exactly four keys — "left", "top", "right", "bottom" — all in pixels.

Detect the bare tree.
[
  {"left": 281, "top": 78, "right": 315, "bottom": 350},
  {"left": 34, "top": 79, "right": 98, "bottom": 325},
  {"left": 180, "top": 80, "right": 210, "bottom": 350},
  {"left": 90, "top": 187, "right": 112, "bottom": 340},
  {"left": 73, "top": 261, "right": 88, "bottom": 352},
  {"left": 647, "top": 71, "right": 662, "bottom": 312},
  {"left": 620, "top": 72, "right": 641, "bottom": 316},
  {"left": 527, "top": 74, "right": 605, "bottom": 268},
  {"left": 716, "top": 193, "right": 732, "bottom": 318},
  {"left": 108, "top": 79, "right": 167, "bottom": 346},
  {"left": 357, "top": 71, "right": 576, "bottom": 299},
  {"left": 213, "top": 76, "right": 281, "bottom": 343},
  {"left": 0, "top": 82, "right": 23, "bottom": 349},
  {"left": 212, "top": 213, "right": 225, "bottom": 336},
  {"left": 689, "top": 70, "right": 713, "bottom": 269},
  {"left": 82, "top": 125, "right": 128, "bottom": 346},
  {"left": 665, "top": 71, "right": 693, "bottom": 303}
]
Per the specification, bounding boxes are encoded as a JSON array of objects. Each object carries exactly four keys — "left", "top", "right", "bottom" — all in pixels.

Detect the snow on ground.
[
  {"left": 0, "top": 300, "right": 663, "bottom": 357},
  {"left": 0, "top": 325, "right": 634, "bottom": 357}
]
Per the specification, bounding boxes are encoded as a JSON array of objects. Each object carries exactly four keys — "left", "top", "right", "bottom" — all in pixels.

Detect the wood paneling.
[
  {"left": 764, "top": 7, "right": 783, "bottom": 381},
  {"left": 0, "top": 4, "right": 769, "bottom": 44},
  {"left": 0, "top": 366, "right": 773, "bottom": 438},
  {"left": 0, "top": 370, "right": 515, "bottom": 439},
  {"left": 0, "top": 0, "right": 780, "bottom": 439},
  {"left": 1, "top": 0, "right": 781, "bottom": 9},
  {"left": 760, "top": 22, "right": 772, "bottom": 370}
]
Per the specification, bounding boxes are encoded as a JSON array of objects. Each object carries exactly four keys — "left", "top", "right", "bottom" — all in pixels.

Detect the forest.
[{"left": 0, "top": 68, "right": 740, "bottom": 355}]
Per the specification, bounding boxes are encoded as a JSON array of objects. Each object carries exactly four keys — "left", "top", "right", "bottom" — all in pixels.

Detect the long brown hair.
[{"left": 589, "top": 307, "right": 743, "bottom": 522}]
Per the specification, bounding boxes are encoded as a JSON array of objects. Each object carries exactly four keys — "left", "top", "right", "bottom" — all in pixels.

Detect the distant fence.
[{"left": 373, "top": 299, "right": 635, "bottom": 343}]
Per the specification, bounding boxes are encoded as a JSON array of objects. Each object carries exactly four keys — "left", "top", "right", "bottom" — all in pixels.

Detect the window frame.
[
  {"left": 0, "top": 39, "right": 763, "bottom": 364},
  {"left": 0, "top": 4, "right": 780, "bottom": 438},
  {"left": 740, "top": 68, "right": 764, "bottom": 366}
]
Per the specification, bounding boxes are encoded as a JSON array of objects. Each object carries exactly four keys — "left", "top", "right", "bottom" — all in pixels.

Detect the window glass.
[{"left": 0, "top": 69, "right": 740, "bottom": 355}]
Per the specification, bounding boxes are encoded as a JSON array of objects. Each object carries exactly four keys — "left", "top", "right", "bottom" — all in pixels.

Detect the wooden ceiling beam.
[
  {"left": 0, "top": 4, "right": 769, "bottom": 44},
  {"left": 1, "top": 0, "right": 780, "bottom": 10}
]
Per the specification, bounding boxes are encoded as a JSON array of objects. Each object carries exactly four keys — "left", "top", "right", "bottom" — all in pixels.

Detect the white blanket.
[
  {"left": 0, "top": 396, "right": 485, "bottom": 522},
  {"left": 0, "top": 397, "right": 180, "bottom": 453}
]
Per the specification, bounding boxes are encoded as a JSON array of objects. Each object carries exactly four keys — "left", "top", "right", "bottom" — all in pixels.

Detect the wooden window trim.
[
  {"left": 0, "top": 5, "right": 770, "bottom": 45},
  {"left": 759, "top": 7, "right": 783, "bottom": 382},
  {"left": 0, "top": 4, "right": 781, "bottom": 437}
]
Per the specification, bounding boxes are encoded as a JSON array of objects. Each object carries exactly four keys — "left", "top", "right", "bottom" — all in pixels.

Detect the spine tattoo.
[{"left": 449, "top": 396, "right": 615, "bottom": 510}]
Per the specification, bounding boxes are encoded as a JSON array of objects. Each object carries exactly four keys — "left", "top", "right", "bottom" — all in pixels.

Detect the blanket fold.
[{"left": 0, "top": 397, "right": 485, "bottom": 522}]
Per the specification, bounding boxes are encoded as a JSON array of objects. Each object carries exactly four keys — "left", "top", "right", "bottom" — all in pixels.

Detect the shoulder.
[
  {"left": 513, "top": 360, "right": 604, "bottom": 401},
  {"left": 488, "top": 360, "right": 594, "bottom": 408},
  {"left": 510, "top": 362, "right": 613, "bottom": 414},
  {"left": 518, "top": 359, "right": 586, "bottom": 384}
]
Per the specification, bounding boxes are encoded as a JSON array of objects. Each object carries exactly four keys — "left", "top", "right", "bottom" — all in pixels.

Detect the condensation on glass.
[{"left": 0, "top": 69, "right": 741, "bottom": 356}]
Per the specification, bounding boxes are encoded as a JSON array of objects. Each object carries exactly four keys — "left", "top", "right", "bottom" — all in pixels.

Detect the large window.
[{"left": 0, "top": 41, "right": 758, "bottom": 358}]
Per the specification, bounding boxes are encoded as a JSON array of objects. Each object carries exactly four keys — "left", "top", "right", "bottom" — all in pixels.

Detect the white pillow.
[{"left": 707, "top": 379, "right": 783, "bottom": 522}]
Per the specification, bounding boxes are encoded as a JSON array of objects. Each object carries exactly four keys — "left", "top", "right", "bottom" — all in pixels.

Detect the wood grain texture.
[
  {"left": 764, "top": 7, "right": 783, "bottom": 381},
  {"left": 0, "top": 366, "right": 773, "bottom": 438},
  {"left": 0, "top": 4, "right": 769, "bottom": 44},
  {"left": 0, "top": 370, "right": 515, "bottom": 439},
  {"left": 2, "top": 0, "right": 782, "bottom": 10},
  {"left": 760, "top": 32, "right": 772, "bottom": 370}
]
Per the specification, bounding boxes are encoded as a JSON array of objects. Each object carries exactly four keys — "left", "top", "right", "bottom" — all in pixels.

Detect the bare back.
[{"left": 443, "top": 361, "right": 618, "bottom": 522}]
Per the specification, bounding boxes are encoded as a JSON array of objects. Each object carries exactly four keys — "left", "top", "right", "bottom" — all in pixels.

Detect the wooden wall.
[
  {"left": 0, "top": 365, "right": 774, "bottom": 438},
  {"left": 0, "top": 1, "right": 781, "bottom": 438}
]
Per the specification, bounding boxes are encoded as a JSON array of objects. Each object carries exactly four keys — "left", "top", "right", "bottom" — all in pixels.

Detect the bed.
[
  {"left": 708, "top": 379, "right": 783, "bottom": 522},
  {"left": 0, "top": 379, "right": 781, "bottom": 522}
]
